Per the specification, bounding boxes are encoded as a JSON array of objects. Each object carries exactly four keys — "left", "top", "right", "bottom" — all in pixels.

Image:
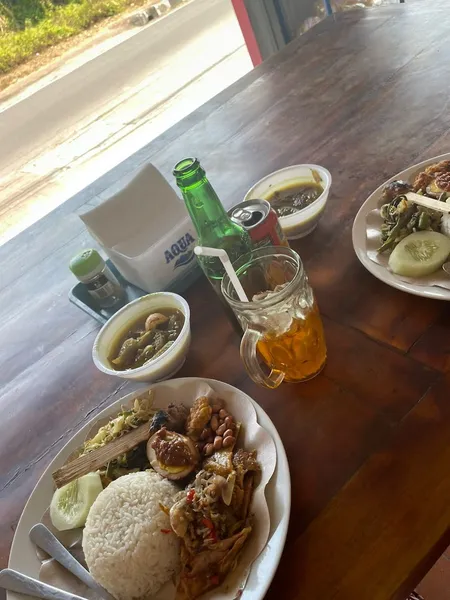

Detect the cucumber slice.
[
  {"left": 388, "top": 231, "right": 450, "bottom": 278},
  {"left": 50, "top": 472, "right": 103, "bottom": 531}
]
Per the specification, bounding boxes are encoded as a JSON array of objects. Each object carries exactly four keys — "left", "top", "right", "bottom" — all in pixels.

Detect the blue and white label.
[{"left": 164, "top": 232, "right": 196, "bottom": 269}]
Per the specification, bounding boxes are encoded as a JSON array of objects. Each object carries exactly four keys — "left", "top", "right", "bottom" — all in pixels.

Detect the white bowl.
[
  {"left": 244, "top": 164, "right": 332, "bottom": 239},
  {"left": 92, "top": 292, "right": 191, "bottom": 382}
]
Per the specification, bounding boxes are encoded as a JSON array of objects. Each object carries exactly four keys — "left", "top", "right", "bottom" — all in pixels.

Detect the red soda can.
[{"left": 228, "top": 199, "right": 289, "bottom": 249}]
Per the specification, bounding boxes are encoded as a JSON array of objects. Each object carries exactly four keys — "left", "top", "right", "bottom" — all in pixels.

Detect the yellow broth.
[
  {"left": 266, "top": 181, "right": 323, "bottom": 217},
  {"left": 108, "top": 308, "right": 184, "bottom": 370}
]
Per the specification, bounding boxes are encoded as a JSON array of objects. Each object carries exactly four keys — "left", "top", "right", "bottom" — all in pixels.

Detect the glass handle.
[{"left": 240, "top": 327, "right": 285, "bottom": 389}]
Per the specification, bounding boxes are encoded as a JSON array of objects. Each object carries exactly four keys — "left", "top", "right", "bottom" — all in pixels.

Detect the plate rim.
[
  {"left": 352, "top": 152, "right": 450, "bottom": 300},
  {"left": 8, "top": 377, "right": 291, "bottom": 600}
]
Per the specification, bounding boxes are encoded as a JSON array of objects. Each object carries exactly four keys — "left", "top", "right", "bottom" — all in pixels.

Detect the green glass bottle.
[{"left": 173, "top": 158, "right": 252, "bottom": 316}]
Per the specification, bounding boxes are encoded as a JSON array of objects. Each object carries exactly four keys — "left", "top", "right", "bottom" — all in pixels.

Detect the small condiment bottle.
[{"left": 70, "top": 249, "right": 125, "bottom": 308}]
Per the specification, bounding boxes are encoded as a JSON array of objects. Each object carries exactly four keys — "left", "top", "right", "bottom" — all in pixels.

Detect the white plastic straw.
[{"left": 194, "top": 246, "right": 249, "bottom": 302}]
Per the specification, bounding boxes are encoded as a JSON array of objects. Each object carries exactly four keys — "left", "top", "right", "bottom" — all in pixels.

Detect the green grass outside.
[{"left": 0, "top": 0, "right": 138, "bottom": 74}]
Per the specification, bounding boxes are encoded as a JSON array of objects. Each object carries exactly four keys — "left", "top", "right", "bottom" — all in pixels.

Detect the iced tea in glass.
[{"left": 221, "top": 246, "right": 326, "bottom": 389}]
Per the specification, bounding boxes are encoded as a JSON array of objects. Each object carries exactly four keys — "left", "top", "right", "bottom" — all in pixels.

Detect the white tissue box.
[{"left": 79, "top": 164, "right": 200, "bottom": 293}]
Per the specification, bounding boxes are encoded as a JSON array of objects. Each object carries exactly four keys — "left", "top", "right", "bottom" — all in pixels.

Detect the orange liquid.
[{"left": 257, "top": 303, "right": 327, "bottom": 382}]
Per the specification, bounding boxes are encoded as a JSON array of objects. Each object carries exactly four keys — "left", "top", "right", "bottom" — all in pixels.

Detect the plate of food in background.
[
  {"left": 7, "top": 378, "right": 290, "bottom": 600},
  {"left": 352, "top": 153, "right": 450, "bottom": 300}
]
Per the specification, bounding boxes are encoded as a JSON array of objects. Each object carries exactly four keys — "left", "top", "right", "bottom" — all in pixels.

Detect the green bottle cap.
[{"left": 69, "top": 249, "right": 104, "bottom": 279}]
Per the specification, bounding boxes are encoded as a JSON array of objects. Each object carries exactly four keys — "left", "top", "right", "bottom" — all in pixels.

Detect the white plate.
[
  {"left": 352, "top": 152, "right": 450, "bottom": 300},
  {"left": 8, "top": 378, "right": 290, "bottom": 600}
]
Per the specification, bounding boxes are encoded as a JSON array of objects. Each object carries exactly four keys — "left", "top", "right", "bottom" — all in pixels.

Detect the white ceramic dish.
[
  {"left": 8, "top": 377, "right": 291, "bottom": 600},
  {"left": 244, "top": 164, "right": 332, "bottom": 239},
  {"left": 352, "top": 152, "right": 450, "bottom": 301},
  {"left": 92, "top": 292, "right": 191, "bottom": 382}
]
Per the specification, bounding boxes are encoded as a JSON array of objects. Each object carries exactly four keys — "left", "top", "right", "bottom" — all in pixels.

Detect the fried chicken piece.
[
  {"left": 413, "top": 171, "right": 433, "bottom": 192},
  {"left": 189, "top": 532, "right": 244, "bottom": 575},
  {"left": 186, "top": 396, "right": 212, "bottom": 441},
  {"left": 175, "top": 528, "right": 252, "bottom": 600},
  {"left": 230, "top": 482, "right": 245, "bottom": 517},
  {"left": 203, "top": 447, "right": 234, "bottom": 477},
  {"left": 424, "top": 160, "right": 450, "bottom": 176},
  {"left": 413, "top": 161, "right": 450, "bottom": 191},
  {"left": 435, "top": 172, "right": 450, "bottom": 192},
  {"left": 218, "top": 527, "right": 251, "bottom": 575},
  {"left": 241, "top": 473, "right": 255, "bottom": 520},
  {"left": 229, "top": 449, "right": 260, "bottom": 520},
  {"left": 230, "top": 450, "right": 259, "bottom": 519},
  {"left": 233, "top": 449, "right": 259, "bottom": 471}
]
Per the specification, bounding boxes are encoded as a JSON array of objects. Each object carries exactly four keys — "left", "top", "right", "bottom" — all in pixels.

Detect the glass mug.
[{"left": 221, "top": 246, "right": 327, "bottom": 389}]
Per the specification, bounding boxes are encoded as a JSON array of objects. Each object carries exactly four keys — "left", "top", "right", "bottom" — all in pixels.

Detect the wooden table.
[{"left": 2, "top": 2, "right": 450, "bottom": 599}]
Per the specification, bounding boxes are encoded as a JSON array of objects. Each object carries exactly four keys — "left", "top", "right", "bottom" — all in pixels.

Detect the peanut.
[
  {"left": 219, "top": 409, "right": 229, "bottom": 419},
  {"left": 222, "top": 436, "right": 235, "bottom": 448},
  {"left": 200, "top": 428, "right": 211, "bottom": 440},
  {"left": 211, "top": 399, "right": 224, "bottom": 413},
  {"left": 216, "top": 423, "right": 227, "bottom": 436},
  {"left": 224, "top": 416, "right": 234, "bottom": 428},
  {"left": 223, "top": 428, "right": 234, "bottom": 439},
  {"left": 213, "top": 436, "right": 223, "bottom": 451},
  {"left": 210, "top": 415, "right": 219, "bottom": 432},
  {"left": 204, "top": 443, "right": 214, "bottom": 456}
]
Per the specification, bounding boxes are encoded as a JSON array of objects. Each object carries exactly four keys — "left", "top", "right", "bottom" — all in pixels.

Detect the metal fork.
[
  {"left": 29, "top": 524, "right": 114, "bottom": 600},
  {"left": 0, "top": 568, "right": 88, "bottom": 600}
]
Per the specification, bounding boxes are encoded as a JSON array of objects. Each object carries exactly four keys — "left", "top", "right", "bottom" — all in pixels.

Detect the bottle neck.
[{"left": 179, "top": 176, "right": 231, "bottom": 236}]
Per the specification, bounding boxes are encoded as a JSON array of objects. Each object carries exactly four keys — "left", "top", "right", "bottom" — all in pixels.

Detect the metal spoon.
[
  {"left": 0, "top": 569, "right": 87, "bottom": 600},
  {"left": 29, "top": 525, "right": 114, "bottom": 600}
]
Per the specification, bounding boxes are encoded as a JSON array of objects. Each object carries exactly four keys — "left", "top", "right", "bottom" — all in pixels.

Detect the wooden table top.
[{"left": 2, "top": 2, "right": 450, "bottom": 599}]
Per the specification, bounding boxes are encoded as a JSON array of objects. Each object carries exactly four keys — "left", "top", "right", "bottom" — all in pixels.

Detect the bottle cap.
[{"left": 69, "top": 249, "right": 105, "bottom": 281}]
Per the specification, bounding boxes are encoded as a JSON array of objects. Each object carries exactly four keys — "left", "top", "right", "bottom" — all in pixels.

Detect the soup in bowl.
[
  {"left": 245, "top": 164, "right": 332, "bottom": 239},
  {"left": 92, "top": 292, "right": 191, "bottom": 382}
]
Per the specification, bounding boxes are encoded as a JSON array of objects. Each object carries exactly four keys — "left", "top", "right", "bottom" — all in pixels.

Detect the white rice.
[{"left": 82, "top": 470, "right": 179, "bottom": 600}]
